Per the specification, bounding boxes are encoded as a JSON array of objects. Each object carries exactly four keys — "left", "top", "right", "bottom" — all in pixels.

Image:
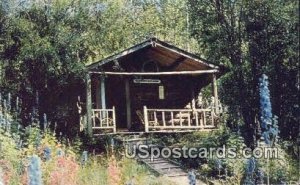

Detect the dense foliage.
[
  {"left": 188, "top": 0, "right": 299, "bottom": 147},
  {"left": 0, "top": 0, "right": 299, "bottom": 184}
]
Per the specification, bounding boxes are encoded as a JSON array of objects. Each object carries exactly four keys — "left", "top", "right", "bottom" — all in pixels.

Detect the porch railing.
[
  {"left": 143, "top": 106, "right": 217, "bottom": 132},
  {"left": 92, "top": 107, "right": 116, "bottom": 133}
]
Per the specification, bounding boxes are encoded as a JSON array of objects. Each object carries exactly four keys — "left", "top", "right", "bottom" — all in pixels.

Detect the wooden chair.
[
  {"left": 136, "top": 110, "right": 157, "bottom": 126},
  {"left": 136, "top": 110, "right": 145, "bottom": 125}
]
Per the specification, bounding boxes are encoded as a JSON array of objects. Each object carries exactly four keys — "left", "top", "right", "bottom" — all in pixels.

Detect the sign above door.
[{"left": 133, "top": 79, "right": 161, "bottom": 84}]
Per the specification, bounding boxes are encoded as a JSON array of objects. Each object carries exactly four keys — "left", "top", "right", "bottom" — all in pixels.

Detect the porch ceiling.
[{"left": 146, "top": 46, "right": 209, "bottom": 71}]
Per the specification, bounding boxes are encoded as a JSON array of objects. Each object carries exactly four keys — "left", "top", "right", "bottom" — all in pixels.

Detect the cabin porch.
[
  {"left": 86, "top": 72, "right": 222, "bottom": 135},
  {"left": 84, "top": 38, "right": 225, "bottom": 136},
  {"left": 90, "top": 104, "right": 221, "bottom": 134}
]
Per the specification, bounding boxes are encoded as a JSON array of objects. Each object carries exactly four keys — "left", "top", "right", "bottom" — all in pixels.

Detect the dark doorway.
[{"left": 106, "top": 76, "right": 127, "bottom": 129}]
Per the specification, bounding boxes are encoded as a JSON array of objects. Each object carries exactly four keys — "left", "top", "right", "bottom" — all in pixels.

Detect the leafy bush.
[{"left": 0, "top": 129, "right": 22, "bottom": 184}]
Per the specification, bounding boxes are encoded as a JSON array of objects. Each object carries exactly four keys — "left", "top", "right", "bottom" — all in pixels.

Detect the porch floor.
[{"left": 93, "top": 127, "right": 217, "bottom": 136}]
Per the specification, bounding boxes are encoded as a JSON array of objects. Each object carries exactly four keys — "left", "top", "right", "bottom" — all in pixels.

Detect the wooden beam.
[
  {"left": 92, "top": 127, "right": 115, "bottom": 129},
  {"left": 125, "top": 78, "right": 131, "bottom": 129},
  {"left": 212, "top": 73, "right": 219, "bottom": 114},
  {"left": 89, "top": 69, "right": 218, "bottom": 76},
  {"left": 86, "top": 73, "right": 93, "bottom": 137},
  {"left": 144, "top": 106, "right": 149, "bottom": 132},
  {"left": 147, "top": 126, "right": 216, "bottom": 129},
  {"left": 112, "top": 106, "right": 116, "bottom": 133},
  {"left": 147, "top": 108, "right": 211, "bottom": 112},
  {"left": 162, "top": 111, "right": 166, "bottom": 127},
  {"left": 93, "top": 128, "right": 218, "bottom": 136},
  {"left": 154, "top": 111, "right": 158, "bottom": 126},
  {"left": 171, "top": 112, "right": 174, "bottom": 126},
  {"left": 100, "top": 76, "right": 106, "bottom": 110}
]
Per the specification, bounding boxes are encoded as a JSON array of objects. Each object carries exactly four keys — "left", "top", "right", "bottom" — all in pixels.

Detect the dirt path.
[
  {"left": 123, "top": 137, "right": 206, "bottom": 185},
  {"left": 140, "top": 157, "right": 206, "bottom": 185}
]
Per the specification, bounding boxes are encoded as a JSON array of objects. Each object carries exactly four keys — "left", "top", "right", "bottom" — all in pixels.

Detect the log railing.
[
  {"left": 92, "top": 107, "right": 116, "bottom": 133},
  {"left": 143, "top": 106, "right": 217, "bottom": 132}
]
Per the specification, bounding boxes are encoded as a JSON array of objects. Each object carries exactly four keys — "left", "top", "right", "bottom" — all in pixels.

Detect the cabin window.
[
  {"left": 142, "top": 60, "right": 159, "bottom": 72},
  {"left": 159, "top": 85, "right": 165, "bottom": 100}
]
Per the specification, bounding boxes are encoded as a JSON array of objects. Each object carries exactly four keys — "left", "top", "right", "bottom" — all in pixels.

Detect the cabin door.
[{"left": 106, "top": 77, "right": 128, "bottom": 129}]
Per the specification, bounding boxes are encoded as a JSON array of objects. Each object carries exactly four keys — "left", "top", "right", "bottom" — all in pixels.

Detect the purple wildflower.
[
  {"left": 28, "top": 155, "right": 43, "bottom": 185},
  {"left": 259, "top": 74, "right": 272, "bottom": 130}
]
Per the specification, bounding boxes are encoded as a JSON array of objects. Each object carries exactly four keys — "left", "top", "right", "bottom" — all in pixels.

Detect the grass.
[{"left": 77, "top": 155, "right": 175, "bottom": 185}]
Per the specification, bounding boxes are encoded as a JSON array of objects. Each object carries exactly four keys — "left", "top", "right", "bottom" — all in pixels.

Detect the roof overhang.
[{"left": 87, "top": 38, "right": 222, "bottom": 73}]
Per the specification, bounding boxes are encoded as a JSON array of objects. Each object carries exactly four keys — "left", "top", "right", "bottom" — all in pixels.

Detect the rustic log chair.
[
  {"left": 136, "top": 110, "right": 158, "bottom": 126},
  {"left": 93, "top": 112, "right": 114, "bottom": 127},
  {"left": 136, "top": 110, "right": 145, "bottom": 125}
]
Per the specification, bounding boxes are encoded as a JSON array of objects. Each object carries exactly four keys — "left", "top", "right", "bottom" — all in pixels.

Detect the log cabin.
[{"left": 84, "top": 38, "right": 225, "bottom": 136}]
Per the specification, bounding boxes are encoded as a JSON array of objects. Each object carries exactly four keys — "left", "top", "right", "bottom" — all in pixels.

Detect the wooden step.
[
  {"left": 160, "top": 168, "right": 186, "bottom": 174},
  {"left": 152, "top": 163, "right": 179, "bottom": 169},
  {"left": 166, "top": 173, "right": 188, "bottom": 177},
  {"left": 143, "top": 159, "right": 169, "bottom": 163}
]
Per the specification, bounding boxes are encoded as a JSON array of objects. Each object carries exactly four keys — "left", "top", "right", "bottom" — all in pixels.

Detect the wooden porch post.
[
  {"left": 144, "top": 106, "right": 149, "bottom": 132},
  {"left": 191, "top": 85, "right": 197, "bottom": 127},
  {"left": 112, "top": 106, "right": 116, "bottom": 133},
  {"left": 125, "top": 78, "right": 131, "bottom": 129},
  {"left": 86, "top": 73, "right": 92, "bottom": 137},
  {"left": 100, "top": 75, "right": 106, "bottom": 109},
  {"left": 212, "top": 73, "right": 219, "bottom": 114},
  {"left": 191, "top": 85, "right": 196, "bottom": 110},
  {"left": 95, "top": 79, "right": 101, "bottom": 108}
]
